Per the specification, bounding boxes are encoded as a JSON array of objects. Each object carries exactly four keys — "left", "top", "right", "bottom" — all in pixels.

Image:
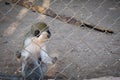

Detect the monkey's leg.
[{"left": 21, "top": 61, "right": 26, "bottom": 77}]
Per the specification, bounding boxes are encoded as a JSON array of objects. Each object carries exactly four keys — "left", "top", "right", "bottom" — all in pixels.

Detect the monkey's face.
[{"left": 34, "top": 29, "right": 51, "bottom": 38}]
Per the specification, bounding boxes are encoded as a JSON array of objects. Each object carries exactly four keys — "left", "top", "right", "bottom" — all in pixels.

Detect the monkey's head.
[{"left": 31, "top": 22, "right": 51, "bottom": 38}]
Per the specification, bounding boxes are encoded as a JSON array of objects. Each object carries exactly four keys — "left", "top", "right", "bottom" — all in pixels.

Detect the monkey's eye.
[{"left": 34, "top": 30, "right": 40, "bottom": 37}]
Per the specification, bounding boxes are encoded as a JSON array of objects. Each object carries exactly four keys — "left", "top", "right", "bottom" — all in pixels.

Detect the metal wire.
[{"left": 0, "top": 0, "right": 120, "bottom": 80}]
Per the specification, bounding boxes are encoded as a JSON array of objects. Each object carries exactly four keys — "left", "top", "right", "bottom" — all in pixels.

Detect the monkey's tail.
[{"left": 0, "top": 72, "right": 23, "bottom": 80}]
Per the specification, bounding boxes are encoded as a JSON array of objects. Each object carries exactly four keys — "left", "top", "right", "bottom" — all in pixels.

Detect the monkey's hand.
[{"left": 16, "top": 50, "right": 21, "bottom": 61}]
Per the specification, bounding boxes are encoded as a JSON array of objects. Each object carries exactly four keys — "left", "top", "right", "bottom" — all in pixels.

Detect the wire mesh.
[{"left": 0, "top": 0, "right": 120, "bottom": 80}]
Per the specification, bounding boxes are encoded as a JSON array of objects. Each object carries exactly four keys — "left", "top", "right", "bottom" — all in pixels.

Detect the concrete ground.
[
  {"left": 0, "top": 0, "right": 120, "bottom": 80},
  {"left": 84, "top": 76, "right": 120, "bottom": 80}
]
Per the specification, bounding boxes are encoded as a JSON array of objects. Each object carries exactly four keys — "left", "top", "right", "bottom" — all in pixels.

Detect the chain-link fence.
[{"left": 0, "top": 0, "right": 120, "bottom": 80}]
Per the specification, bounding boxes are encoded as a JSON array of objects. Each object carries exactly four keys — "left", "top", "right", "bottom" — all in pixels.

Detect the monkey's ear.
[{"left": 46, "top": 30, "right": 51, "bottom": 38}]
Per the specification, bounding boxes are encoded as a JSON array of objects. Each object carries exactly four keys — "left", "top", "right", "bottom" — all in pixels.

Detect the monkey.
[{"left": 16, "top": 22, "right": 56, "bottom": 80}]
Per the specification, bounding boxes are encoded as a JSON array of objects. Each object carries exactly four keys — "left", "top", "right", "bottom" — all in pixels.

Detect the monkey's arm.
[
  {"left": 40, "top": 49, "right": 53, "bottom": 64},
  {"left": 16, "top": 36, "right": 32, "bottom": 61}
]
